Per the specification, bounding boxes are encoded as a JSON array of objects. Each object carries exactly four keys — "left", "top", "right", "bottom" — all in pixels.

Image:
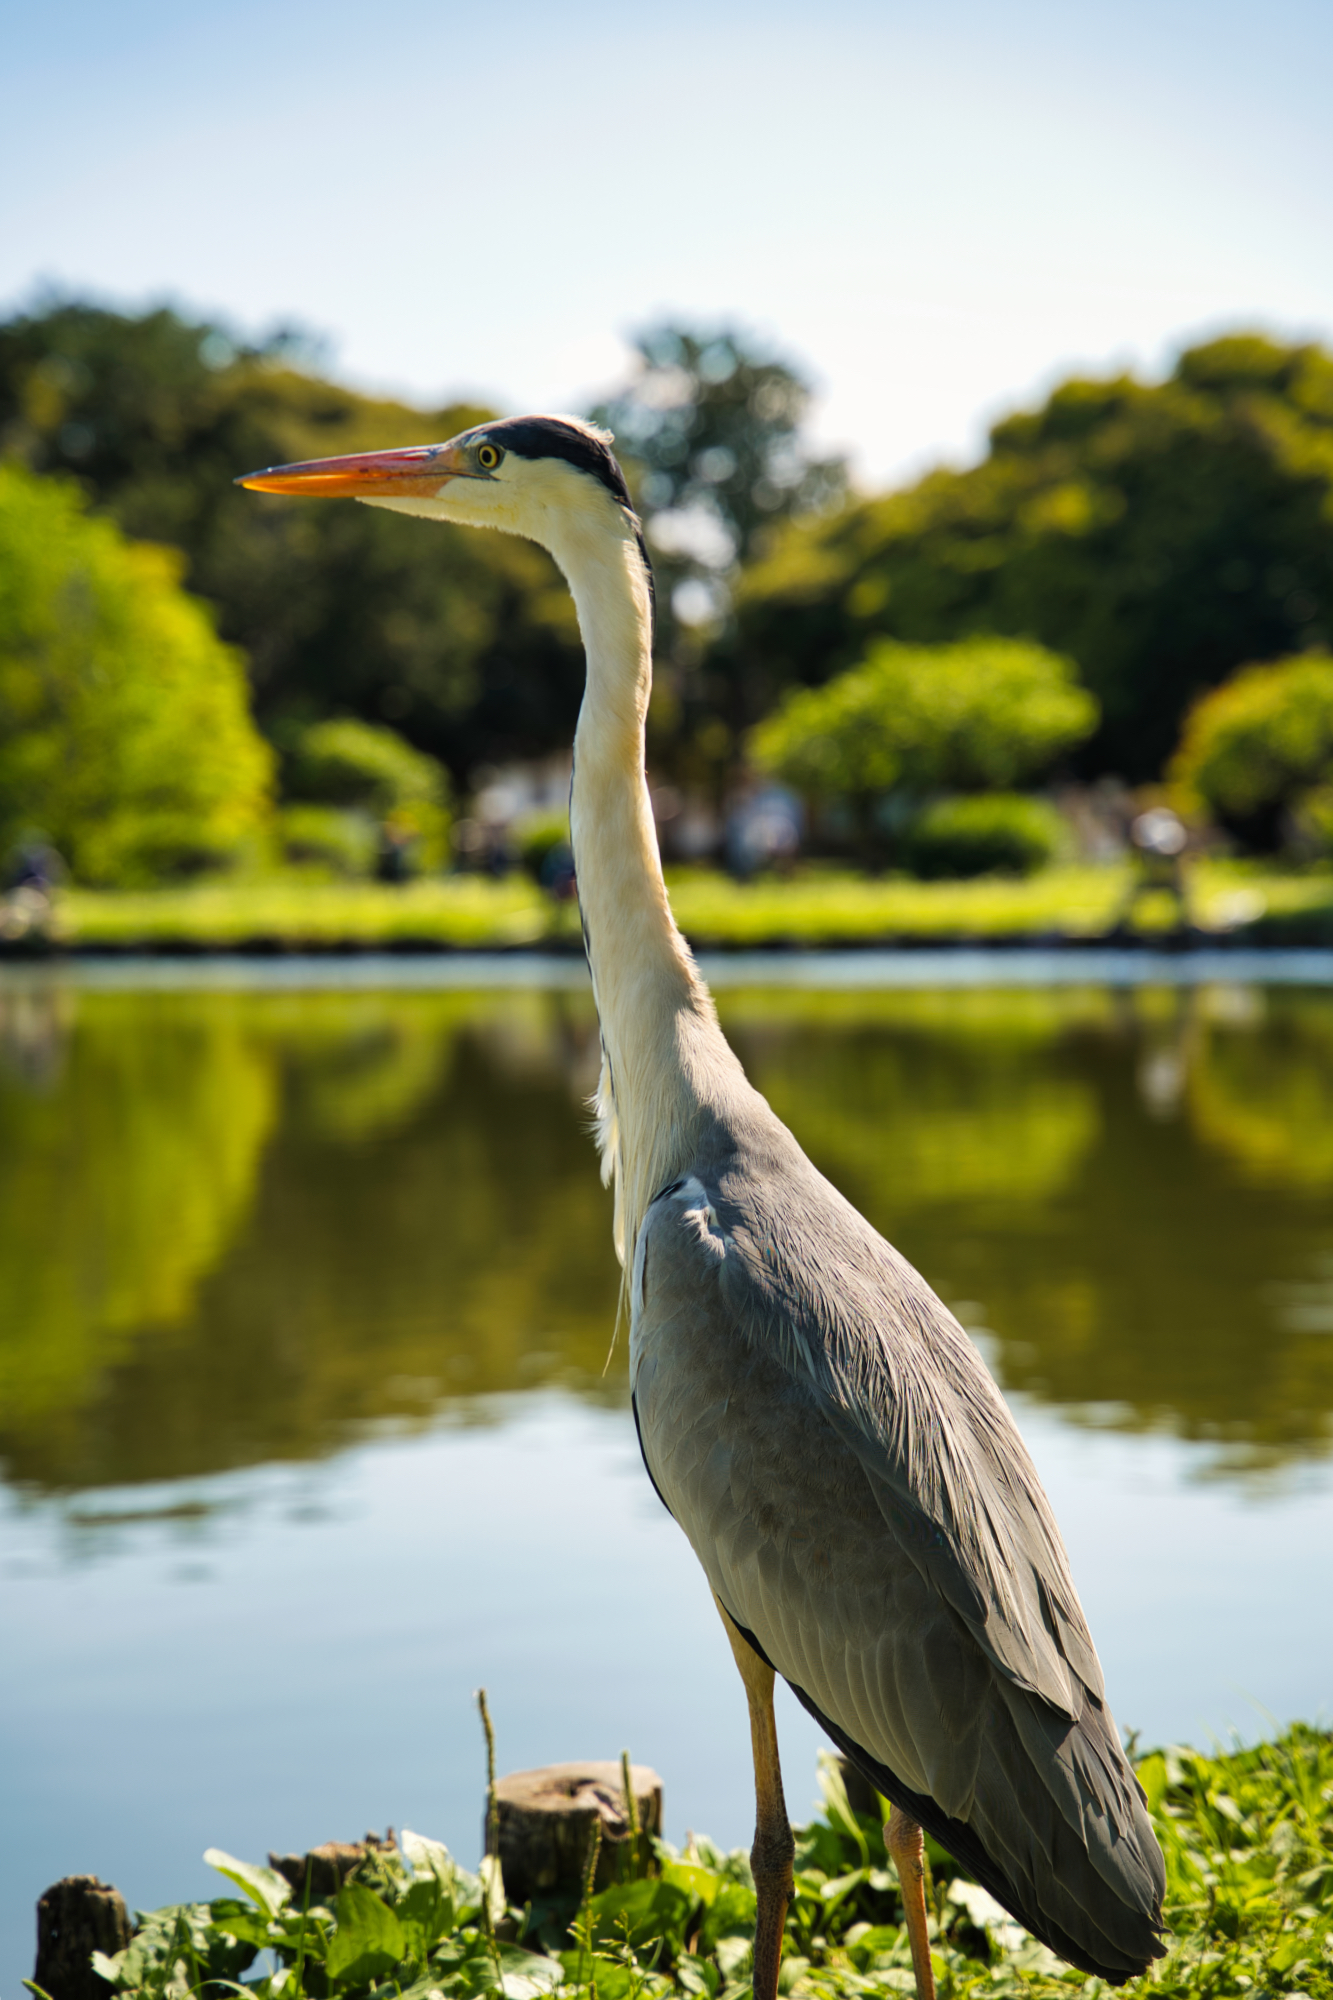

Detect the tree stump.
[
  {"left": 268, "top": 1832, "right": 395, "bottom": 1902},
  {"left": 490, "top": 1762, "right": 663, "bottom": 1903},
  {"left": 35, "top": 1877, "right": 131, "bottom": 2000}
]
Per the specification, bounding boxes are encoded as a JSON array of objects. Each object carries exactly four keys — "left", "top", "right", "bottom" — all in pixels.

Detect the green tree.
[
  {"left": 1170, "top": 650, "right": 1333, "bottom": 848},
  {"left": 0, "top": 299, "right": 584, "bottom": 779},
  {"left": 283, "top": 716, "right": 451, "bottom": 873},
  {"left": 726, "top": 335, "right": 1333, "bottom": 779},
  {"left": 592, "top": 324, "right": 846, "bottom": 778},
  {"left": 751, "top": 636, "right": 1096, "bottom": 847},
  {"left": 0, "top": 463, "right": 273, "bottom": 882}
]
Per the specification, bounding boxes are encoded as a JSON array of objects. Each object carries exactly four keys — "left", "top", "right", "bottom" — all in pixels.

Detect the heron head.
[{"left": 236, "top": 414, "right": 638, "bottom": 557}]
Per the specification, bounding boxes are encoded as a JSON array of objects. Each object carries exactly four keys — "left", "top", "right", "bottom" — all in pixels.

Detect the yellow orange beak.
[{"left": 235, "top": 440, "right": 471, "bottom": 498}]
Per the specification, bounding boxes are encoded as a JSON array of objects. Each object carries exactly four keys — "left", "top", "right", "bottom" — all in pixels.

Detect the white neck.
[{"left": 547, "top": 515, "right": 742, "bottom": 1268}]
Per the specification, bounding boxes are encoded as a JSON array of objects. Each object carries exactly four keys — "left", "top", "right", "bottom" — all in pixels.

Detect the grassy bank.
[
  {"left": 72, "top": 1726, "right": 1333, "bottom": 2000},
  {"left": 32, "top": 861, "right": 1333, "bottom": 954}
]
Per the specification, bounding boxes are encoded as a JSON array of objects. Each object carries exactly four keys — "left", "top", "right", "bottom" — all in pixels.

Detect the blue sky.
[{"left": 4, "top": 0, "right": 1331, "bottom": 483}]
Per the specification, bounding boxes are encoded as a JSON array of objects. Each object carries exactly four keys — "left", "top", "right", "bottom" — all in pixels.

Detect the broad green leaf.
[
  {"left": 403, "top": 1828, "right": 458, "bottom": 1887},
  {"left": 325, "top": 1880, "right": 407, "bottom": 1981},
  {"left": 89, "top": 1953, "right": 126, "bottom": 1983},
  {"left": 660, "top": 1859, "right": 722, "bottom": 1908},
  {"left": 699, "top": 1881, "right": 757, "bottom": 1953},
  {"left": 587, "top": 1877, "right": 694, "bottom": 1950},
  {"left": 493, "top": 1943, "right": 563, "bottom": 1997},
  {"left": 204, "top": 1849, "right": 291, "bottom": 1918}
]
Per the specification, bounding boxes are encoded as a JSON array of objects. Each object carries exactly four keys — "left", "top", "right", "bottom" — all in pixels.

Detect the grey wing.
[{"left": 629, "top": 1172, "right": 1165, "bottom": 1982}]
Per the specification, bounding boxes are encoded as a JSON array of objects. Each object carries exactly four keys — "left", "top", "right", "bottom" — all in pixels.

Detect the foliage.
[
  {"left": 513, "top": 808, "right": 574, "bottom": 885},
  {"left": 0, "top": 299, "right": 582, "bottom": 779},
  {"left": 591, "top": 325, "right": 847, "bottom": 779},
  {"left": 901, "top": 794, "right": 1066, "bottom": 879},
  {"left": 285, "top": 718, "right": 452, "bottom": 872},
  {"left": 593, "top": 325, "right": 846, "bottom": 574},
  {"left": 276, "top": 805, "right": 381, "bottom": 877},
  {"left": 728, "top": 335, "right": 1333, "bottom": 780},
  {"left": 1170, "top": 652, "right": 1333, "bottom": 848},
  {"left": 750, "top": 639, "right": 1096, "bottom": 830},
  {"left": 72, "top": 1730, "right": 1333, "bottom": 2000},
  {"left": 0, "top": 462, "right": 273, "bottom": 883},
  {"left": 43, "top": 858, "right": 1333, "bottom": 957}
]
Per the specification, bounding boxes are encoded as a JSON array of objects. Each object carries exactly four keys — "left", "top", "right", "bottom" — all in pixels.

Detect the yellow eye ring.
[{"left": 477, "top": 442, "right": 500, "bottom": 470}]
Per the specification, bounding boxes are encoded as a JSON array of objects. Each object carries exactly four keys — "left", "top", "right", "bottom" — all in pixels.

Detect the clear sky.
[{"left": 4, "top": 0, "right": 1331, "bottom": 485}]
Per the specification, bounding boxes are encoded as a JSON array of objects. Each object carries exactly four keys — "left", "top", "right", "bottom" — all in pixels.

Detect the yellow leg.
[
  {"left": 886, "top": 1805, "right": 936, "bottom": 2000},
  {"left": 715, "top": 1598, "right": 795, "bottom": 2000}
]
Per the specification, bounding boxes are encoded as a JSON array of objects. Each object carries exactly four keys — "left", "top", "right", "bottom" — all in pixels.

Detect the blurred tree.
[
  {"left": 282, "top": 716, "right": 451, "bottom": 875},
  {"left": 725, "top": 335, "right": 1333, "bottom": 779},
  {"left": 591, "top": 324, "right": 846, "bottom": 779},
  {"left": 751, "top": 636, "right": 1096, "bottom": 850},
  {"left": 0, "top": 299, "right": 584, "bottom": 779},
  {"left": 1170, "top": 650, "right": 1333, "bottom": 849},
  {"left": 0, "top": 463, "right": 273, "bottom": 883}
]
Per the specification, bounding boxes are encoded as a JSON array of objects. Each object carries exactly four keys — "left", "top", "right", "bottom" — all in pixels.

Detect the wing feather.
[{"left": 630, "top": 1148, "right": 1164, "bottom": 1982}]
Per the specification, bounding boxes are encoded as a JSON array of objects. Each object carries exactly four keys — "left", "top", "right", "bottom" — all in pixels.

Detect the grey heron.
[{"left": 239, "top": 418, "right": 1166, "bottom": 2000}]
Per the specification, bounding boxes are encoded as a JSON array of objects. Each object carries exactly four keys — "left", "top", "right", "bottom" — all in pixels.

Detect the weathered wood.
[
  {"left": 269, "top": 1831, "right": 395, "bottom": 1902},
  {"left": 35, "top": 1877, "right": 131, "bottom": 2000},
  {"left": 489, "top": 1762, "right": 663, "bottom": 1903}
]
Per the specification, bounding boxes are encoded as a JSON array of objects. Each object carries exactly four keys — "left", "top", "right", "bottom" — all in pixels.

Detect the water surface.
[{"left": 3, "top": 960, "right": 1332, "bottom": 1992}]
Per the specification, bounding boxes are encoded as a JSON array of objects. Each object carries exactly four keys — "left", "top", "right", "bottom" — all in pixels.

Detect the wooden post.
[
  {"left": 268, "top": 1832, "right": 395, "bottom": 1901},
  {"left": 489, "top": 1762, "right": 663, "bottom": 1903},
  {"left": 35, "top": 1877, "right": 131, "bottom": 2000}
]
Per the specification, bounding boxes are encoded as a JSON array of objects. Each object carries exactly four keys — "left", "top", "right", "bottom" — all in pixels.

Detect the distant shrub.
[
  {"left": 286, "top": 718, "right": 450, "bottom": 872},
  {"left": 513, "top": 808, "right": 571, "bottom": 883},
  {"left": 751, "top": 637, "right": 1097, "bottom": 811},
  {"left": 0, "top": 463, "right": 273, "bottom": 883},
  {"left": 901, "top": 793, "right": 1065, "bottom": 879},
  {"left": 277, "top": 804, "right": 379, "bottom": 876},
  {"left": 1171, "top": 652, "right": 1333, "bottom": 849}
]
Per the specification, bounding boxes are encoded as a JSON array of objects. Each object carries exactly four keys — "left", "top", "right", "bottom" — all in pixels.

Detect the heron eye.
[{"left": 476, "top": 442, "right": 501, "bottom": 471}]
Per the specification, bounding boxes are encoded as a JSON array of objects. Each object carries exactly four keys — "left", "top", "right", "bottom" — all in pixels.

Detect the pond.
[{"left": 3, "top": 953, "right": 1333, "bottom": 1993}]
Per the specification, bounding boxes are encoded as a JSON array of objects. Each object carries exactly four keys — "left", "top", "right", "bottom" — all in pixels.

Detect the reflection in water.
[{"left": 2, "top": 977, "right": 1332, "bottom": 1492}]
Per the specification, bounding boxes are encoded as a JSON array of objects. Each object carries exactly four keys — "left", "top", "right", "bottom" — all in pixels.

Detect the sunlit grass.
[{"left": 45, "top": 860, "right": 1333, "bottom": 951}]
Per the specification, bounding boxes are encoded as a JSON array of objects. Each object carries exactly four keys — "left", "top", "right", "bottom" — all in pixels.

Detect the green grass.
[
  {"left": 66, "top": 1727, "right": 1333, "bottom": 2000},
  {"left": 26, "top": 861, "right": 1333, "bottom": 953}
]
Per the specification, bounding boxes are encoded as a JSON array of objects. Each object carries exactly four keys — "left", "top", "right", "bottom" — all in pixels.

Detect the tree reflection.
[
  {"left": 1, "top": 978, "right": 1331, "bottom": 1493},
  {"left": 723, "top": 987, "right": 1333, "bottom": 1478}
]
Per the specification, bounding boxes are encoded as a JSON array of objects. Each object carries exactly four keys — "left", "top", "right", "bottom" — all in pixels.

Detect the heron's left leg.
[
  {"left": 715, "top": 1597, "right": 794, "bottom": 2000},
  {"left": 886, "top": 1804, "right": 937, "bottom": 2000}
]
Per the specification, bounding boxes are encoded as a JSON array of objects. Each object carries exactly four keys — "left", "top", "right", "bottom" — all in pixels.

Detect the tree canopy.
[
  {"left": 751, "top": 636, "right": 1097, "bottom": 804},
  {"left": 0, "top": 461, "right": 272, "bottom": 882},
  {"left": 1171, "top": 651, "right": 1333, "bottom": 848},
  {"left": 729, "top": 335, "right": 1333, "bottom": 779},
  {"left": 0, "top": 300, "right": 583, "bottom": 779}
]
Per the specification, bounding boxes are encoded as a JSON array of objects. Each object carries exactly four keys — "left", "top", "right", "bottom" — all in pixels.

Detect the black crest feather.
[{"left": 476, "top": 416, "right": 633, "bottom": 511}]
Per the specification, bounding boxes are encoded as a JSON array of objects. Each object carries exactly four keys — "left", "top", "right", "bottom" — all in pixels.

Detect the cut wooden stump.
[
  {"left": 35, "top": 1877, "right": 131, "bottom": 2000},
  {"left": 490, "top": 1762, "right": 663, "bottom": 1903},
  {"left": 268, "top": 1831, "right": 395, "bottom": 1902}
]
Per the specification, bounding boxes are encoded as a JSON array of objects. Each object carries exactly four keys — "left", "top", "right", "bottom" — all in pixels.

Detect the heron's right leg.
[
  {"left": 886, "top": 1805, "right": 936, "bottom": 2000},
  {"left": 715, "top": 1597, "right": 794, "bottom": 2000}
]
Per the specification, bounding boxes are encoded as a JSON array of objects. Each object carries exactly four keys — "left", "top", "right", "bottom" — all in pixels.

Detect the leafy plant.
[
  {"left": 0, "top": 462, "right": 273, "bottom": 884},
  {"left": 1170, "top": 651, "right": 1333, "bottom": 850},
  {"left": 285, "top": 719, "right": 451, "bottom": 874},
  {"left": 902, "top": 794, "right": 1067, "bottom": 879},
  {"left": 750, "top": 637, "right": 1094, "bottom": 854},
  {"left": 731, "top": 334, "right": 1333, "bottom": 781},
  {"left": 72, "top": 1727, "right": 1333, "bottom": 2000}
]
